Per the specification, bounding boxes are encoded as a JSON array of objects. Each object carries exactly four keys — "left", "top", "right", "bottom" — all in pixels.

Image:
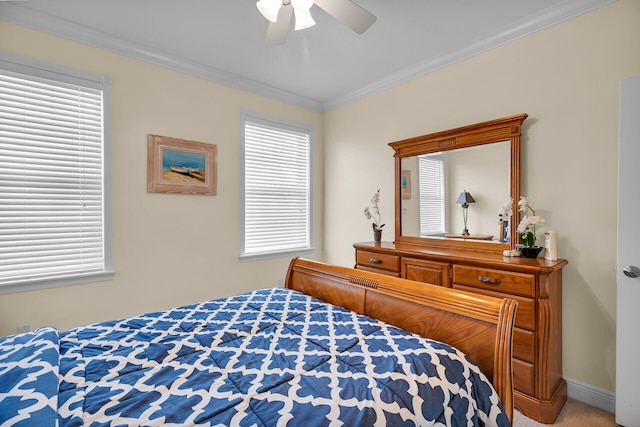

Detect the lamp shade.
[
  {"left": 456, "top": 190, "right": 475, "bottom": 236},
  {"left": 257, "top": 0, "right": 282, "bottom": 23},
  {"left": 291, "top": 0, "right": 316, "bottom": 30},
  {"left": 293, "top": 7, "right": 315, "bottom": 30},
  {"left": 456, "top": 191, "right": 476, "bottom": 205}
]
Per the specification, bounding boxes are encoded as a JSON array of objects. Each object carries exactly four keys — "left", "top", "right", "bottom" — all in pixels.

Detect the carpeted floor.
[{"left": 513, "top": 398, "right": 619, "bottom": 426}]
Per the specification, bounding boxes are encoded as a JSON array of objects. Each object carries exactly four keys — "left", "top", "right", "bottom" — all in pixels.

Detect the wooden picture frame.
[
  {"left": 401, "top": 169, "right": 411, "bottom": 200},
  {"left": 147, "top": 134, "right": 217, "bottom": 195}
]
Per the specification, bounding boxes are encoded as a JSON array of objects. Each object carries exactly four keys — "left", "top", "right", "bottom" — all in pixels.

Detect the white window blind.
[
  {"left": 241, "top": 113, "right": 311, "bottom": 258},
  {"left": 418, "top": 153, "right": 446, "bottom": 236},
  {"left": 0, "top": 54, "right": 112, "bottom": 292}
]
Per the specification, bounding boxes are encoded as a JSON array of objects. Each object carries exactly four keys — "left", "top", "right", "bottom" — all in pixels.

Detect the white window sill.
[
  {"left": 0, "top": 270, "right": 115, "bottom": 295},
  {"left": 239, "top": 247, "right": 314, "bottom": 262}
]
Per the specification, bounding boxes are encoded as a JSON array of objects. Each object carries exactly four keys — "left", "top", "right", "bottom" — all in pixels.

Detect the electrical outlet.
[{"left": 17, "top": 324, "right": 31, "bottom": 334}]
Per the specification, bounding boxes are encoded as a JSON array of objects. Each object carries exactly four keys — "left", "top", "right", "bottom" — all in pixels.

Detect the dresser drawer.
[
  {"left": 356, "top": 250, "right": 400, "bottom": 274},
  {"left": 514, "top": 359, "right": 536, "bottom": 396},
  {"left": 357, "top": 265, "right": 401, "bottom": 277},
  {"left": 453, "top": 284, "right": 535, "bottom": 331},
  {"left": 402, "top": 258, "right": 450, "bottom": 286},
  {"left": 513, "top": 327, "right": 535, "bottom": 363},
  {"left": 453, "top": 265, "right": 535, "bottom": 298}
]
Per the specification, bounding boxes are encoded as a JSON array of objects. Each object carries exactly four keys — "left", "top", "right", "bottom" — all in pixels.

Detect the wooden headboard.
[{"left": 285, "top": 257, "right": 518, "bottom": 422}]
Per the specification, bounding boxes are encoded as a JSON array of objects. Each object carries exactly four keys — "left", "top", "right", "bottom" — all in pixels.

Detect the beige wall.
[
  {"left": 0, "top": 21, "right": 324, "bottom": 336},
  {"left": 324, "top": 0, "right": 640, "bottom": 394}
]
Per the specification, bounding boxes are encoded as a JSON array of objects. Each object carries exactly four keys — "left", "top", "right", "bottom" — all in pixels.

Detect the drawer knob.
[
  {"left": 369, "top": 258, "right": 382, "bottom": 264},
  {"left": 478, "top": 275, "right": 500, "bottom": 284}
]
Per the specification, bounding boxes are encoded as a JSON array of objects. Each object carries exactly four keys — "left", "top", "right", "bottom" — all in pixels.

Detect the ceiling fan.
[{"left": 256, "top": 0, "right": 377, "bottom": 44}]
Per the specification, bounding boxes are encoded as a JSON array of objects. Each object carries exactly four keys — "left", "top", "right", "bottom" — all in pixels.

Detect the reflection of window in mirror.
[{"left": 419, "top": 153, "right": 446, "bottom": 237}]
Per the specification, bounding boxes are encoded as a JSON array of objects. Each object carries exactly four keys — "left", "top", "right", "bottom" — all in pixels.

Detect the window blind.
[
  {"left": 242, "top": 115, "right": 311, "bottom": 257},
  {"left": 418, "top": 153, "right": 446, "bottom": 236},
  {"left": 0, "top": 66, "right": 107, "bottom": 288}
]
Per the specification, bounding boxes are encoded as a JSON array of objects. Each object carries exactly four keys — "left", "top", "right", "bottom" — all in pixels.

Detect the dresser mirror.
[{"left": 389, "top": 114, "right": 528, "bottom": 253}]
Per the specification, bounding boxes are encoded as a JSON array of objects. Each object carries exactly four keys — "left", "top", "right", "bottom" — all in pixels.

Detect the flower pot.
[
  {"left": 373, "top": 229, "right": 382, "bottom": 242},
  {"left": 521, "top": 246, "right": 543, "bottom": 258}
]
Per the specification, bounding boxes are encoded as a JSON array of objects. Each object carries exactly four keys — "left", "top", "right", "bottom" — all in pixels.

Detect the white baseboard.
[{"left": 566, "top": 377, "right": 616, "bottom": 414}]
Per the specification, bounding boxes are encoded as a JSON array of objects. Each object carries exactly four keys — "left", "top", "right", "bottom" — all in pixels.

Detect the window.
[
  {"left": 0, "top": 53, "right": 113, "bottom": 294},
  {"left": 418, "top": 153, "right": 446, "bottom": 236},
  {"left": 241, "top": 111, "right": 311, "bottom": 259}
]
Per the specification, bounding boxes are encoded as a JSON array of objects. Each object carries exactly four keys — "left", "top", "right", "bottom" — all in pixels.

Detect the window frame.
[
  {"left": 418, "top": 153, "right": 447, "bottom": 237},
  {"left": 240, "top": 110, "right": 313, "bottom": 261},
  {"left": 0, "top": 52, "right": 113, "bottom": 294}
]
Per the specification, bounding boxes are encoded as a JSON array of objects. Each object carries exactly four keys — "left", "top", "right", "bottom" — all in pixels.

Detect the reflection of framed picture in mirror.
[
  {"left": 147, "top": 134, "right": 217, "bottom": 195},
  {"left": 402, "top": 169, "right": 411, "bottom": 199}
]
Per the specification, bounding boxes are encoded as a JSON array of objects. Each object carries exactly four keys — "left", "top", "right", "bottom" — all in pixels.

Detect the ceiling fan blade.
[
  {"left": 314, "top": 0, "right": 376, "bottom": 34},
  {"left": 266, "top": 4, "right": 293, "bottom": 45}
]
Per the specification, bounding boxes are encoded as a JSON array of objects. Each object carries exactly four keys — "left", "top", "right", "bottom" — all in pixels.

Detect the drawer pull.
[
  {"left": 369, "top": 258, "right": 382, "bottom": 264},
  {"left": 478, "top": 275, "right": 500, "bottom": 285}
]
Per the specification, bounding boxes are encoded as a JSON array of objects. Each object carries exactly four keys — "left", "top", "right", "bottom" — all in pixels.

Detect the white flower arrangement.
[
  {"left": 516, "top": 196, "right": 545, "bottom": 247},
  {"left": 498, "top": 198, "right": 513, "bottom": 221},
  {"left": 363, "top": 189, "right": 385, "bottom": 231},
  {"left": 498, "top": 198, "right": 514, "bottom": 243}
]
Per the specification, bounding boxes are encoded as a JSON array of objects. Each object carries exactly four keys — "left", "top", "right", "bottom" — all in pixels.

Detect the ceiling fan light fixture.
[
  {"left": 293, "top": 8, "right": 315, "bottom": 30},
  {"left": 291, "top": 0, "right": 315, "bottom": 30},
  {"left": 262, "top": 0, "right": 376, "bottom": 44},
  {"left": 256, "top": 0, "right": 282, "bottom": 23}
]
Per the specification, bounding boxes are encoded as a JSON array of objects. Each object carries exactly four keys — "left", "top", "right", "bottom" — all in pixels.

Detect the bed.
[{"left": 0, "top": 257, "right": 517, "bottom": 426}]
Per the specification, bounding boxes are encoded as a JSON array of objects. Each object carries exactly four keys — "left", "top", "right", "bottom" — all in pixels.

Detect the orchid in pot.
[
  {"left": 517, "top": 196, "right": 545, "bottom": 258},
  {"left": 364, "top": 189, "right": 385, "bottom": 242}
]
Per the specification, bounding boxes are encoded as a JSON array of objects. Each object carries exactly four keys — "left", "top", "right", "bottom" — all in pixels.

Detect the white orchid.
[
  {"left": 498, "top": 198, "right": 513, "bottom": 218},
  {"left": 364, "top": 189, "right": 385, "bottom": 231},
  {"left": 518, "top": 196, "right": 535, "bottom": 213},
  {"left": 517, "top": 196, "right": 545, "bottom": 247},
  {"left": 517, "top": 215, "right": 545, "bottom": 233},
  {"left": 497, "top": 198, "right": 514, "bottom": 243}
]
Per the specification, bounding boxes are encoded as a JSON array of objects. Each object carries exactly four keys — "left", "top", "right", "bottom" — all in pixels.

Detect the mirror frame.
[{"left": 389, "top": 114, "right": 528, "bottom": 254}]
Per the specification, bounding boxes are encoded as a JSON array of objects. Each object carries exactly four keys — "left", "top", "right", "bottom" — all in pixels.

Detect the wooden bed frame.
[{"left": 285, "top": 257, "right": 518, "bottom": 422}]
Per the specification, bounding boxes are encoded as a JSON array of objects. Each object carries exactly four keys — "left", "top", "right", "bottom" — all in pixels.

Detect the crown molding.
[
  {"left": 323, "top": 0, "right": 617, "bottom": 111},
  {"left": 0, "top": 3, "right": 324, "bottom": 112},
  {"left": 1, "top": 0, "right": 616, "bottom": 113}
]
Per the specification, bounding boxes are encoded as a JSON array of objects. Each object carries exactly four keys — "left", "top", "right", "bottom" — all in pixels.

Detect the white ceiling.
[{"left": 0, "top": 0, "right": 613, "bottom": 111}]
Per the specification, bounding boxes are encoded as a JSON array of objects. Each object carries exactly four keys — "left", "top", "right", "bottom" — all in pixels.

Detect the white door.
[{"left": 616, "top": 75, "right": 640, "bottom": 426}]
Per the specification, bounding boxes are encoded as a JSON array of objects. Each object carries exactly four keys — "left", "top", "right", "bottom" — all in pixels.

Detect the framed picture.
[
  {"left": 402, "top": 169, "right": 411, "bottom": 200},
  {"left": 147, "top": 134, "right": 217, "bottom": 195}
]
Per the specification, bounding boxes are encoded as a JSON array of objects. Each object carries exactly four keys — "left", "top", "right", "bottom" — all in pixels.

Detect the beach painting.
[
  {"left": 162, "top": 149, "right": 206, "bottom": 183},
  {"left": 147, "top": 134, "right": 217, "bottom": 195}
]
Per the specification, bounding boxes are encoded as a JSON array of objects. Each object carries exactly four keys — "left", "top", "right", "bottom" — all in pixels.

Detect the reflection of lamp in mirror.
[{"left": 456, "top": 190, "right": 476, "bottom": 236}]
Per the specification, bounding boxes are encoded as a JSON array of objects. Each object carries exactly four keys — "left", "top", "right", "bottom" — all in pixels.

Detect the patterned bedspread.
[{"left": 0, "top": 288, "right": 510, "bottom": 426}]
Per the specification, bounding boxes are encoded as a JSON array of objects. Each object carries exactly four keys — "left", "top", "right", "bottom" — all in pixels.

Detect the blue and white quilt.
[{"left": 1, "top": 288, "right": 510, "bottom": 426}]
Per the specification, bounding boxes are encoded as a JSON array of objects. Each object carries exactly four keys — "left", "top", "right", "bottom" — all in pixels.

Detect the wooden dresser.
[{"left": 354, "top": 241, "right": 568, "bottom": 423}]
